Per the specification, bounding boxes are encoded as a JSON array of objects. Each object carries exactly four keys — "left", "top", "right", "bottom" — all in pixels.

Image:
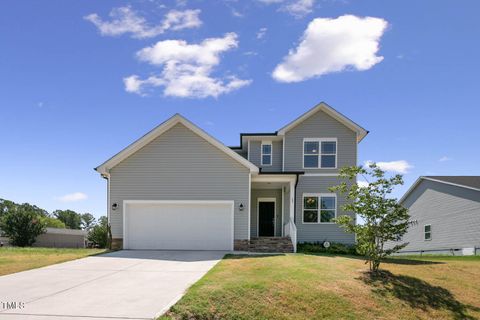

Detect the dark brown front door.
[{"left": 258, "top": 201, "right": 275, "bottom": 237}]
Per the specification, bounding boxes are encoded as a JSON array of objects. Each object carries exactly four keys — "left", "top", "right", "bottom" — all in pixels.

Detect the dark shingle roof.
[{"left": 424, "top": 176, "right": 480, "bottom": 190}]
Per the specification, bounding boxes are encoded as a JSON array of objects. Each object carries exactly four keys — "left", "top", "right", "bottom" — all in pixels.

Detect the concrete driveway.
[{"left": 0, "top": 250, "right": 225, "bottom": 320}]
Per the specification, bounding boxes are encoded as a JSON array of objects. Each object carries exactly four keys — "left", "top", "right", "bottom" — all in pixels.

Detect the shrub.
[
  {"left": 87, "top": 216, "right": 108, "bottom": 248},
  {"left": 298, "top": 241, "right": 358, "bottom": 255},
  {"left": 0, "top": 206, "right": 46, "bottom": 246}
]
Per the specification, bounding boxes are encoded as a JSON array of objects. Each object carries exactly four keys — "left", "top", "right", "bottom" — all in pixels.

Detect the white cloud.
[
  {"left": 281, "top": 0, "right": 315, "bottom": 18},
  {"left": 357, "top": 180, "right": 369, "bottom": 188},
  {"left": 257, "top": 27, "right": 267, "bottom": 39},
  {"left": 56, "top": 192, "right": 88, "bottom": 203},
  {"left": 124, "top": 33, "right": 251, "bottom": 98},
  {"left": 258, "top": 0, "right": 315, "bottom": 18},
  {"left": 364, "top": 160, "right": 413, "bottom": 174},
  {"left": 439, "top": 156, "right": 451, "bottom": 162},
  {"left": 84, "top": 6, "right": 202, "bottom": 39},
  {"left": 273, "top": 15, "right": 388, "bottom": 82}
]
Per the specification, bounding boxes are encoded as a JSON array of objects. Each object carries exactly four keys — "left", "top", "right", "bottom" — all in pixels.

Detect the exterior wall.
[
  {"left": 295, "top": 176, "right": 355, "bottom": 244},
  {"left": 248, "top": 140, "right": 283, "bottom": 172},
  {"left": 284, "top": 110, "right": 357, "bottom": 173},
  {"left": 250, "top": 189, "right": 283, "bottom": 238},
  {"left": 109, "top": 123, "right": 250, "bottom": 241},
  {"left": 398, "top": 180, "right": 480, "bottom": 253},
  {"left": 232, "top": 148, "right": 247, "bottom": 159}
]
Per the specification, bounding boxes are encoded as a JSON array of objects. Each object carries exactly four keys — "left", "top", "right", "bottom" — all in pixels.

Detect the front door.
[{"left": 258, "top": 201, "right": 275, "bottom": 237}]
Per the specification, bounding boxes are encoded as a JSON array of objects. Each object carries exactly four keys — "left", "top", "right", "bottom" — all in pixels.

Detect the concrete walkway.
[{"left": 0, "top": 250, "right": 225, "bottom": 320}]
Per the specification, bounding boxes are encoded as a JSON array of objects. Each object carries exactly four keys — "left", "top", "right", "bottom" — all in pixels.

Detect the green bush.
[
  {"left": 0, "top": 206, "right": 46, "bottom": 246},
  {"left": 298, "top": 241, "right": 358, "bottom": 255}
]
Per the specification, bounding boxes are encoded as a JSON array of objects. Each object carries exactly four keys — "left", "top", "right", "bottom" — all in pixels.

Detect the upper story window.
[
  {"left": 261, "top": 141, "right": 272, "bottom": 166},
  {"left": 303, "top": 193, "right": 337, "bottom": 223},
  {"left": 424, "top": 224, "right": 432, "bottom": 241},
  {"left": 303, "top": 138, "right": 337, "bottom": 169}
]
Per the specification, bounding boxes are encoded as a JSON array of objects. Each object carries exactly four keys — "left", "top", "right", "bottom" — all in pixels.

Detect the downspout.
[{"left": 293, "top": 173, "right": 301, "bottom": 224}]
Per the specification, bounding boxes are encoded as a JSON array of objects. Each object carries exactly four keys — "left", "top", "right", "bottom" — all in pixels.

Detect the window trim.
[
  {"left": 261, "top": 141, "right": 273, "bottom": 166},
  {"left": 302, "top": 193, "right": 337, "bottom": 224},
  {"left": 424, "top": 224, "right": 432, "bottom": 241},
  {"left": 302, "top": 138, "right": 337, "bottom": 169}
]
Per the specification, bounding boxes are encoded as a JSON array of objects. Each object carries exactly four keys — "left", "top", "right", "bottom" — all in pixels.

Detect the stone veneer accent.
[
  {"left": 111, "top": 238, "right": 123, "bottom": 250},
  {"left": 234, "top": 240, "right": 250, "bottom": 251}
]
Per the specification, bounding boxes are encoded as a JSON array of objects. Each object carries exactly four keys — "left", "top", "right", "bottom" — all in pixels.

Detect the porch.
[{"left": 247, "top": 173, "right": 298, "bottom": 252}]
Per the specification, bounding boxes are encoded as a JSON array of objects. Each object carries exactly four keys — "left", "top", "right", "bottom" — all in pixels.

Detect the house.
[
  {"left": 94, "top": 102, "right": 368, "bottom": 252},
  {"left": 397, "top": 176, "right": 480, "bottom": 256},
  {"left": 0, "top": 227, "right": 87, "bottom": 248}
]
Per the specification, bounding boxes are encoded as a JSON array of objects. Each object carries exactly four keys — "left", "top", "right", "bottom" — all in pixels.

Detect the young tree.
[
  {"left": 53, "top": 210, "right": 82, "bottom": 229},
  {"left": 81, "top": 213, "right": 96, "bottom": 230},
  {"left": 329, "top": 163, "right": 410, "bottom": 273},
  {"left": 0, "top": 206, "right": 47, "bottom": 246},
  {"left": 87, "top": 216, "right": 108, "bottom": 248}
]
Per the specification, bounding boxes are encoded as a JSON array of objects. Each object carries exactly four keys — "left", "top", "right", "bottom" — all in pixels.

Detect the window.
[
  {"left": 303, "top": 138, "right": 337, "bottom": 168},
  {"left": 424, "top": 225, "right": 431, "bottom": 241},
  {"left": 261, "top": 142, "right": 272, "bottom": 166},
  {"left": 302, "top": 194, "right": 336, "bottom": 223}
]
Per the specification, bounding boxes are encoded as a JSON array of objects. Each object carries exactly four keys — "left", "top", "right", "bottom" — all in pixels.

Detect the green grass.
[
  {"left": 0, "top": 247, "right": 106, "bottom": 276},
  {"left": 161, "top": 253, "right": 480, "bottom": 320}
]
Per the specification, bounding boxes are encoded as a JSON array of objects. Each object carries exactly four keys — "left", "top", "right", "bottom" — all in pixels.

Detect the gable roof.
[
  {"left": 400, "top": 176, "right": 480, "bottom": 204},
  {"left": 277, "top": 102, "right": 369, "bottom": 142},
  {"left": 95, "top": 114, "right": 259, "bottom": 176}
]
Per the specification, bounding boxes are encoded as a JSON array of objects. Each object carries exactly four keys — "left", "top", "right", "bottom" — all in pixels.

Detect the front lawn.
[
  {"left": 162, "top": 254, "right": 480, "bottom": 320},
  {"left": 0, "top": 247, "right": 106, "bottom": 276}
]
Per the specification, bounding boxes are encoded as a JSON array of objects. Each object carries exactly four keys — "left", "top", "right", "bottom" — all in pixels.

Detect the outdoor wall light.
[
  {"left": 112, "top": 203, "right": 118, "bottom": 211},
  {"left": 239, "top": 203, "right": 244, "bottom": 211}
]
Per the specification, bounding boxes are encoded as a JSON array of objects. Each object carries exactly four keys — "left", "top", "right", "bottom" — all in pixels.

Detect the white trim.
[
  {"left": 424, "top": 224, "right": 432, "bottom": 241},
  {"left": 302, "top": 138, "right": 338, "bottom": 169},
  {"left": 96, "top": 114, "right": 259, "bottom": 175},
  {"left": 106, "top": 175, "right": 110, "bottom": 226},
  {"left": 399, "top": 176, "right": 480, "bottom": 204},
  {"left": 277, "top": 102, "right": 368, "bottom": 143},
  {"left": 303, "top": 173, "right": 340, "bottom": 177},
  {"left": 261, "top": 141, "right": 273, "bottom": 166},
  {"left": 289, "top": 180, "right": 295, "bottom": 222},
  {"left": 248, "top": 173, "right": 251, "bottom": 241},
  {"left": 122, "top": 200, "right": 235, "bottom": 251},
  {"left": 281, "top": 187, "right": 285, "bottom": 237},
  {"left": 301, "top": 193, "right": 337, "bottom": 224},
  {"left": 257, "top": 197, "right": 276, "bottom": 237}
]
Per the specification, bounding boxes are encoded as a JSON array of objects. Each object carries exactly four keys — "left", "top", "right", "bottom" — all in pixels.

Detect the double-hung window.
[
  {"left": 303, "top": 194, "right": 336, "bottom": 223},
  {"left": 261, "top": 142, "right": 272, "bottom": 166},
  {"left": 303, "top": 138, "right": 337, "bottom": 169},
  {"left": 424, "top": 224, "right": 432, "bottom": 241}
]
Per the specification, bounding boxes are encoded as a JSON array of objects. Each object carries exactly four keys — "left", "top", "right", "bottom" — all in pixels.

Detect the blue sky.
[{"left": 1, "top": 0, "right": 479, "bottom": 219}]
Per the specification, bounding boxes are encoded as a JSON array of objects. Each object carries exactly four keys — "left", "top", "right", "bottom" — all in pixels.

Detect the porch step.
[{"left": 247, "top": 237, "right": 294, "bottom": 253}]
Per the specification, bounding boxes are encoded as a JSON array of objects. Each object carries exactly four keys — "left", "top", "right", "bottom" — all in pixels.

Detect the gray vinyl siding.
[
  {"left": 248, "top": 140, "right": 283, "bottom": 172},
  {"left": 250, "top": 189, "right": 283, "bottom": 238},
  {"left": 109, "top": 123, "right": 250, "bottom": 240},
  {"left": 295, "top": 176, "right": 355, "bottom": 244},
  {"left": 398, "top": 180, "right": 480, "bottom": 253},
  {"left": 284, "top": 110, "right": 357, "bottom": 173}
]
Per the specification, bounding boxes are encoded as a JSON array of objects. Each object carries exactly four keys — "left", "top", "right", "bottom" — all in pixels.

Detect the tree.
[
  {"left": 0, "top": 206, "right": 46, "bottom": 246},
  {"left": 81, "top": 213, "right": 96, "bottom": 230},
  {"left": 40, "top": 216, "right": 66, "bottom": 229},
  {"left": 87, "top": 216, "right": 108, "bottom": 248},
  {"left": 53, "top": 210, "right": 82, "bottom": 229},
  {"left": 329, "top": 163, "right": 410, "bottom": 273}
]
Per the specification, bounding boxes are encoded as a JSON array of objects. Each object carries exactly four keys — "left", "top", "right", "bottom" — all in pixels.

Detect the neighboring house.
[
  {"left": 0, "top": 227, "right": 87, "bottom": 248},
  {"left": 95, "top": 102, "right": 368, "bottom": 252},
  {"left": 397, "top": 176, "right": 480, "bottom": 256}
]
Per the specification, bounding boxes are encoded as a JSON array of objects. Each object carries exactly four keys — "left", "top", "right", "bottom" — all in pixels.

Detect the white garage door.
[{"left": 124, "top": 201, "right": 234, "bottom": 250}]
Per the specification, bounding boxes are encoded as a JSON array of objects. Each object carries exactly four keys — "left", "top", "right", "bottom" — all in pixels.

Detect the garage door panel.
[{"left": 124, "top": 202, "right": 233, "bottom": 250}]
